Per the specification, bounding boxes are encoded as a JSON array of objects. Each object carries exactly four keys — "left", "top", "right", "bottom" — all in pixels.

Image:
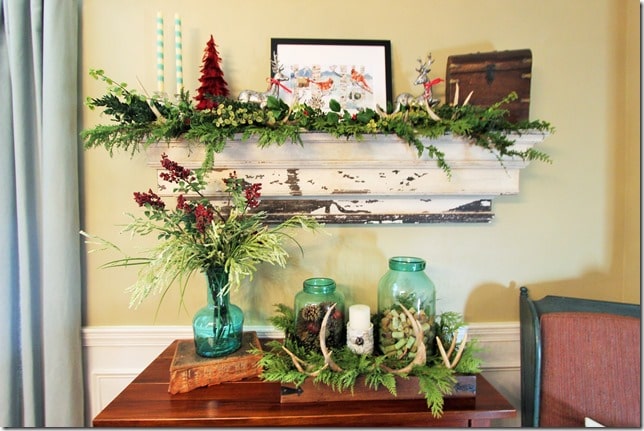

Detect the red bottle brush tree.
[{"left": 195, "top": 35, "right": 230, "bottom": 110}]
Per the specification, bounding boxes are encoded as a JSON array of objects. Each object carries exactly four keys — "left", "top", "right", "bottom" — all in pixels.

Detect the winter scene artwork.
[{"left": 270, "top": 39, "right": 391, "bottom": 112}]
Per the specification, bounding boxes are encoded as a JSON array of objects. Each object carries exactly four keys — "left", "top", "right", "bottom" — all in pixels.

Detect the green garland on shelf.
[
  {"left": 81, "top": 69, "right": 553, "bottom": 176},
  {"left": 249, "top": 304, "right": 483, "bottom": 418}
]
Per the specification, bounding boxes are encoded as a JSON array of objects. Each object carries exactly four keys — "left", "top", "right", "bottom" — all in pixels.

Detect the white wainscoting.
[{"left": 82, "top": 322, "right": 521, "bottom": 427}]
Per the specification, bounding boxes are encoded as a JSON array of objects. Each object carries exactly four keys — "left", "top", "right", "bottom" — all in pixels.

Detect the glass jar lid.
[
  {"left": 388, "top": 256, "right": 426, "bottom": 272},
  {"left": 303, "top": 277, "right": 336, "bottom": 294}
]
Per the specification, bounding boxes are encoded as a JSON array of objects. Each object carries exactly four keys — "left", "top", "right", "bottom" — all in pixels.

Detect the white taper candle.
[
  {"left": 156, "top": 12, "right": 164, "bottom": 93},
  {"left": 174, "top": 13, "right": 183, "bottom": 95}
]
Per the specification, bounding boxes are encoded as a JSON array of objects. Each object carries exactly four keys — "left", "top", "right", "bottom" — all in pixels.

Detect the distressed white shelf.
[{"left": 145, "top": 132, "right": 547, "bottom": 224}]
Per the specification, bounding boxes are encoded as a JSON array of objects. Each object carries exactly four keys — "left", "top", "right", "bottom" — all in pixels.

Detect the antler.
[
  {"left": 415, "top": 53, "right": 434, "bottom": 73},
  {"left": 135, "top": 76, "right": 167, "bottom": 121},
  {"left": 281, "top": 345, "right": 328, "bottom": 377},
  {"left": 271, "top": 51, "right": 283, "bottom": 74},
  {"left": 422, "top": 97, "right": 442, "bottom": 121},
  {"left": 319, "top": 303, "right": 343, "bottom": 372},
  {"left": 451, "top": 82, "right": 474, "bottom": 107},
  {"left": 281, "top": 303, "right": 342, "bottom": 375},
  {"left": 436, "top": 331, "right": 468, "bottom": 369},
  {"left": 381, "top": 303, "right": 427, "bottom": 375}
]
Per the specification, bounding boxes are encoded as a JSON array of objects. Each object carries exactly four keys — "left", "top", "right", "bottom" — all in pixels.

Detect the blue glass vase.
[{"left": 192, "top": 266, "right": 244, "bottom": 357}]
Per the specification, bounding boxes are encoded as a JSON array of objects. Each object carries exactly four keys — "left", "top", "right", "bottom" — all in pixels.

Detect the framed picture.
[{"left": 270, "top": 38, "right": 392, "bottom": 112}]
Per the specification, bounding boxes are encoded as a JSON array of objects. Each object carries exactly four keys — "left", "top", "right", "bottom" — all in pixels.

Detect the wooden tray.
[{"left": 280, "top": 374, "right": 476, "bottom": 404}]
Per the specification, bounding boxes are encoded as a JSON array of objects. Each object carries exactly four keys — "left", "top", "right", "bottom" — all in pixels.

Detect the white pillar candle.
[
  {"left": 349, "top": 304, "right": 371, "bottom": 331},
  {"left": 156, "top": 12, "right": 164, "bottom": 93},
  {"left": 174, "top": 13, "right": 183, "bottom": 95}
]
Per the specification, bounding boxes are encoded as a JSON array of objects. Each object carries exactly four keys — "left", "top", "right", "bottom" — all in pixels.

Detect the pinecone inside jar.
[{"left": 295, "top": 302, "right": 345, "bottom": 353}]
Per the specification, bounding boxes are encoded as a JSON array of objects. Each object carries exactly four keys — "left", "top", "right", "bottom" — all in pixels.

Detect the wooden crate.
[
  {"left": 280, "top": 374, "right": 476, "bottom": 403},
  {"left": 445, "top": 49, "right": 532, "bottom": 122}
]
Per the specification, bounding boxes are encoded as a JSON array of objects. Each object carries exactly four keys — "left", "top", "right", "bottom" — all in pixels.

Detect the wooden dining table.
[{"left": 93, "top": 339, "right": 516, "bottom": 427}]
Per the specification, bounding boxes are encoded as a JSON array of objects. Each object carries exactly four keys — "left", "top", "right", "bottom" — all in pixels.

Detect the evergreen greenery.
[
  {"left": 81, "top": 156, "right": 320, "bottom": 312},
  {"left": 251, "top": 304, "right": 483, "bottom": 417},
  {"left": 82, "top": 69, "right": 553, "bottom": 175}
]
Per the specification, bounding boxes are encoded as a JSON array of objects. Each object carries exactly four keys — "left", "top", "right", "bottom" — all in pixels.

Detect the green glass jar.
[
  {"left": 377, "top": 256, "right": 436, "bottom": 360},
  {"left": 294, "top": 277, "right": 345, "bottom": 353}
]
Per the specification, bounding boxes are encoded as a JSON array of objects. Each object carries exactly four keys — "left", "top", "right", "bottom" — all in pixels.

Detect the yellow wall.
[{"left": 80, "top": 0, "right": 640, "bottom": 326}]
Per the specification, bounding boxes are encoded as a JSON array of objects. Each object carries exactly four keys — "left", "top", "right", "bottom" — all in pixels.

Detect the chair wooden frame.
[{"left": 519, "top": 286, "right": 640, "bottom": 427}]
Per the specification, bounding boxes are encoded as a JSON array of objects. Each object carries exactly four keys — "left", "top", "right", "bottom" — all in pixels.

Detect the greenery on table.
[
  {"left": 81, "top": 69, "right": 553, "bottom": 176},
  {"left": 250, "top": 304, "right": 482, "bottom": 417}
]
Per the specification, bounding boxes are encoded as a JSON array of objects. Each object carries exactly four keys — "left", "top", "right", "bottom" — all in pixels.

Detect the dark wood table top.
[{"left": 93, "top": 340, "right": 516, "bottom": 427}]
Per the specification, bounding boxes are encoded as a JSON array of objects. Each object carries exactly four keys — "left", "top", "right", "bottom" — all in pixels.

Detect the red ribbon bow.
[{"left": 269, "top": 78, "right": 292, "bottom": 94}]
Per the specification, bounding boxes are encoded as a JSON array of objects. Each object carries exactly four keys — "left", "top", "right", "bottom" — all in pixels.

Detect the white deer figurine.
[{"left": 238, "top": 53, "right": 290, "bottom": 108}]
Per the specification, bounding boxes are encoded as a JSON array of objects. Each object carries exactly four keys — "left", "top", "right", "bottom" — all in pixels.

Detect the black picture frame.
[{"left": 270, "top": 38, "right": 392, "bottom": 112}]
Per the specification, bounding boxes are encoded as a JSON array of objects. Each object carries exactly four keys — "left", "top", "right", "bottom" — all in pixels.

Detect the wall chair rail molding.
[{"left": 146, "top": 131, "right": 548, "bottom": 224}]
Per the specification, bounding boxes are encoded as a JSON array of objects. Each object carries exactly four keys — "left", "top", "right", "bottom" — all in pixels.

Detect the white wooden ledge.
[{"left": 146, "top": 132, "right": 547, "bottom": 224}]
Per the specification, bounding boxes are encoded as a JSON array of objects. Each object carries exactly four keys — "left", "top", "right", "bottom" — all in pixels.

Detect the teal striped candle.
[
  {"left": 156, "top": 12, "right": 164, "bottom": 93},
  {"left": 174, "top": 13, "right": 183, "bottom": 95}
]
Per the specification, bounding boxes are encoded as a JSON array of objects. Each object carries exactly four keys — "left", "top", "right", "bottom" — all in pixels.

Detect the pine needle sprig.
[
  {"left": 83, "top": 70, "right": 553, "bottom": 175},
  {"left": 453, "top": 339, "right": 483, "bottom": 374},
  {"left": 414, "top": 364, "right": 457, "bottom": 416},
  {"left": 268, "top": 303, "right": 296, "bottom": 334}
]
